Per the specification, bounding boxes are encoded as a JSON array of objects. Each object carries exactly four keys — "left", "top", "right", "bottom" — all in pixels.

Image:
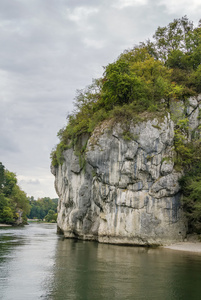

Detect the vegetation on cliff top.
[
  {"left": 0, "top": 162, "right": 30, "bottom": 225},
  {"left": 51, "top": 16, "right": 201, "bottom": 233},
  {"left": 51, "top": 16, "right": 201, "bottom": 167}
]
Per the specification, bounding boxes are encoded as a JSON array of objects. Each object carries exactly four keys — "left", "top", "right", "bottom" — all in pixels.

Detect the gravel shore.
[{"left": 164, "top": 242, "right": 201, "bottom": 253}]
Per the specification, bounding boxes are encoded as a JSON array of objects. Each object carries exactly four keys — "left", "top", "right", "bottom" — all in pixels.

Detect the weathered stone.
[
  {"left": 188, "top": 96, "right": 198, "bottom": 108},
  {"left": 52, "top": 113, "right": 187, "bottom": 246},
  {"left": 188, "top": 107, "right": 199, "bottom": 131},
  {"left": 161, "top": 160, "right": 174, "bottom": 176}
]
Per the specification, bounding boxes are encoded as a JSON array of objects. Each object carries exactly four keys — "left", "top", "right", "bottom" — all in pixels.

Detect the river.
[{"left": 0, "top": 223, "right": 201, "bottom": 300}]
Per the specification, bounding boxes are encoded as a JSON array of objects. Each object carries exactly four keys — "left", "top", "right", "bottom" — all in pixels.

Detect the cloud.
[
  {"left": 158, "top": 0, "right": 201, "bottom": 16},
  {"left": 0, "top": 135, "right": 20, "bottom": 154},
  {"left": 18, "top": 176, "right": 40, "bottom": 185},
  {"left": 66, "top": 6, "right": 99, "bottom": 24},
  {"left": 0, "top": 0, "right": 200, "bottom": 199},
  {"left": 17, "top": 172, "right": 56, "bottom": 199},
  {"left": 113, "top": 0, "right": 148, "bottom": 9}
]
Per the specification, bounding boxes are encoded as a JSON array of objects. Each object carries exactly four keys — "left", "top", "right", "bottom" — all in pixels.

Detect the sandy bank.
[
  {"left": 0, "top": 224, "right": 12, "bottom": 227},
  {"left": 164, "top": 242, "right": 201, "bottom": 253}
]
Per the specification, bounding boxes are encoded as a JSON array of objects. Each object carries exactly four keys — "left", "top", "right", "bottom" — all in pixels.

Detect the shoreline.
[
  {"left": 0, "top": 224, "right": 12, "bottom": 227},
  {"left": 1, "top": 221, "right": 201, "bottom": 253},
  {"left": 164, "top": 242, "right": 201, "bottom": 253}
]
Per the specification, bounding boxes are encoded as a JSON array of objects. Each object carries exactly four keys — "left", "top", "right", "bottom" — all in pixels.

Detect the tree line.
[
  {"left": 28, "top": 196, "right": 58, "bottom": 222},
  {"left": 0, "top": 162, "right": 58, "bottom": 225}
]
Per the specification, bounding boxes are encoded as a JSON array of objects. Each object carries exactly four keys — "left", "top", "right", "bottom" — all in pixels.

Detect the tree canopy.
[
  {"left": 51, "top": 16, "right": 201, "bottom": 167},
  {"left": 28, "top": 197, "right": 58, "bottom": 222},
  {"left": 0, "top": 163, "right": 30, "bottom": 225}
]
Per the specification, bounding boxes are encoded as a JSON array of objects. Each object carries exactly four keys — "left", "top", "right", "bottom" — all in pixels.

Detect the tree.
[
  {"left": 27, "top": 197, "right": 58, "bottom": 220},
  {"left": 179, "top": 165, "right": 201, "bottom": 233},
  {"left": 44, "top": 209, "right": 57, "bottom": 222},
  {"left": 0, "top": 162, "right": 30, "bottom": 225},
  {"left": 153, "top": 16, "right": 194, "bottom": 62},
  {"left": 3, "top": 170, "right": 17, "bottom": 197},
  {"left": 100, "top": 47, "right": 183, "bottom": 111},
  {"left": 1, "top": 207, "right": 14, "bottom": 224},
  {"left": 0, "top": 193, "right": 8, "bottom": 223},
  {"left": 51, "top": 16, "right": 201, "bottom": 167},
  {"left": 11, "top": 185, "right": 30, "bottom": 217}
]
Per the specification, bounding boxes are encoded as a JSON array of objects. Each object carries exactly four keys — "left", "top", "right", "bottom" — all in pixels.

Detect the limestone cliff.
[
  {"left": 51, "top": 96, "right": 200, "bottom": 245},
  {"left": 51, "top": 16, "right": 201, "bottom": 245},
  {"left": 52, "top": 96, "right": 201, "bottom": 245}
]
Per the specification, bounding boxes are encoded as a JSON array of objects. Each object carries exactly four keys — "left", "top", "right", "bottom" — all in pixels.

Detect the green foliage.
[
  {"left": 152, "top": 16, "right": 194, "bottom": 62},
  {"left": 174, "top": 112, "right": 201, "bottom": 233},
  {"left": 44, "top": 209, "right": 57, "bottom": 223},
  {"left": 161, "top": 157, "right": 173, "bottom": 163},
  {"left": 3, "top": 170, "right": 17, "bottom": 197},
  {"left": 28, "top": 197, "right": 58, "bottom": 221},
  {"left": 51, "top": 16, "right": 201, "bottom": 167},
  {"left": 109, "top": 103, "right": 142, "bottom": 122},
  {"left": 122, "top": 131, "right": 133, "bottom": 141},
  {"left": 0, "top": 163, "right": 30, "bottom": 225},
  {"left": 179, "top": 164, "right": 201, "bottom": 233},
  {"left": 190, "top": 65, "right": 201, "bottom": 93},
  {"left": 173, "top": 116, "right": 199, "bottom": 169},
  {"left": 1, "top": 206, "right": 14, "bottom": 224},
  {"left": 149, "top": 16, "right": 201, "bottom": 96},
  {"left": 50, "top": 16, "right": 201, "bottom": 235},
  {"left": 101, "top": 48, "right": 183, "bottom": 111}
]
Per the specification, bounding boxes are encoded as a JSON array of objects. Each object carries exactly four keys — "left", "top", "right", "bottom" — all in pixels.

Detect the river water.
[{"left": 0, "top": 223, "right": 201, "bottom": 300}]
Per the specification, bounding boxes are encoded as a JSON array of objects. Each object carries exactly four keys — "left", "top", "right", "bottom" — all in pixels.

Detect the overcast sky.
[{"left": 0, "top": 0, "right": 201, "bottom": 199}]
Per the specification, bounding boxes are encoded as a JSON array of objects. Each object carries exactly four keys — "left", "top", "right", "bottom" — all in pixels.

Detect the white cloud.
[
  {"left": 18, "top": 176, "right": 40, "bottom": 185},
  {"left": 158, "top": 0, "right": 201, "bottom": 15},
  {"left": 83, "top": 37, "right": 106, "bottom": 49},
  {"left": 18, "top": 173, "right": 56, "bottom": 199},
  {"left": 66, "top": 6, "right": 99, "bottom": 24},
  {"left": 113, "top": 0, "right": 148, "bottom": 9},
  {"left": 0, "top": 0, "right": 200, "bottom": 200}
]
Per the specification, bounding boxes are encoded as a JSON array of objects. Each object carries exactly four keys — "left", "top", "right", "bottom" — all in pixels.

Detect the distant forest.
[
  {"left": 0, "top": 161, "right": 58, "bottom": 225},
  {"left": 28, "top": 197, "right": 58, "bottom": 222}
]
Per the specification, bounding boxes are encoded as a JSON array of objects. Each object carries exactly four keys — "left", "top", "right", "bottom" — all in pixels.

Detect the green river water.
[{"left": 0, "top": 223, "right": 201, "bottom": 300}]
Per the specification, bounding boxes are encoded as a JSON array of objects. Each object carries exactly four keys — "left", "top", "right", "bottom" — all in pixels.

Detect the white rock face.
[{"left": 52, "top": 113, "right": 189, "bottom": 245}]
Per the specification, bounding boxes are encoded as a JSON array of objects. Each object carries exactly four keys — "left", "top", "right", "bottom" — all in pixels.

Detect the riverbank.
[
  {"left": 164, "top": 242, "right": 201, "bottom": 253},
  {"left": 0, "top": 224, "right": 12, "bottom": 227},
  {"left": 1, "top": 221, "right": 201, "bottom": 253}
]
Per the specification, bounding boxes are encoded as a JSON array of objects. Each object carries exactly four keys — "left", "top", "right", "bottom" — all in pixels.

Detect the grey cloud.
[
  {"left": 19, "top": 179, "right": 40, "bottom": 185},
  {"left": 0, "top": 0, "right": 200, "bottom": 198},
  {"left": 0, "top": 134, "right": 20, "bottom": 154}
]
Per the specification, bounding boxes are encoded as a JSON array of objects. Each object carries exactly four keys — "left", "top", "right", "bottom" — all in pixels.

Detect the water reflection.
[
  {"left": 1, "top": 224, "right": 201, "bottom": 300},
  {"left": 0, "top": 224, "right": 58, "bottom": 300},
  {"left": 48, "top": 238, "right": 201, "bottom": 300}
]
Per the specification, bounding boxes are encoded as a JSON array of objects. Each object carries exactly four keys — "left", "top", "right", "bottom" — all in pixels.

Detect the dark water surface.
[{"left": 0, "top": 223, "right": 201, "bottom": 300}]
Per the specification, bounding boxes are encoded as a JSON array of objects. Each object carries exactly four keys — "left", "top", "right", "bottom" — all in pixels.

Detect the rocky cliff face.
[{"left": 51, "top": 96, "right": 201, "bottom": 245}]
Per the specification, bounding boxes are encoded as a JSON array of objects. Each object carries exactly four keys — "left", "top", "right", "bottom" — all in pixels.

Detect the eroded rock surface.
[{"left": 51, "top": 112, "right": 191, "bottom": 245}]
